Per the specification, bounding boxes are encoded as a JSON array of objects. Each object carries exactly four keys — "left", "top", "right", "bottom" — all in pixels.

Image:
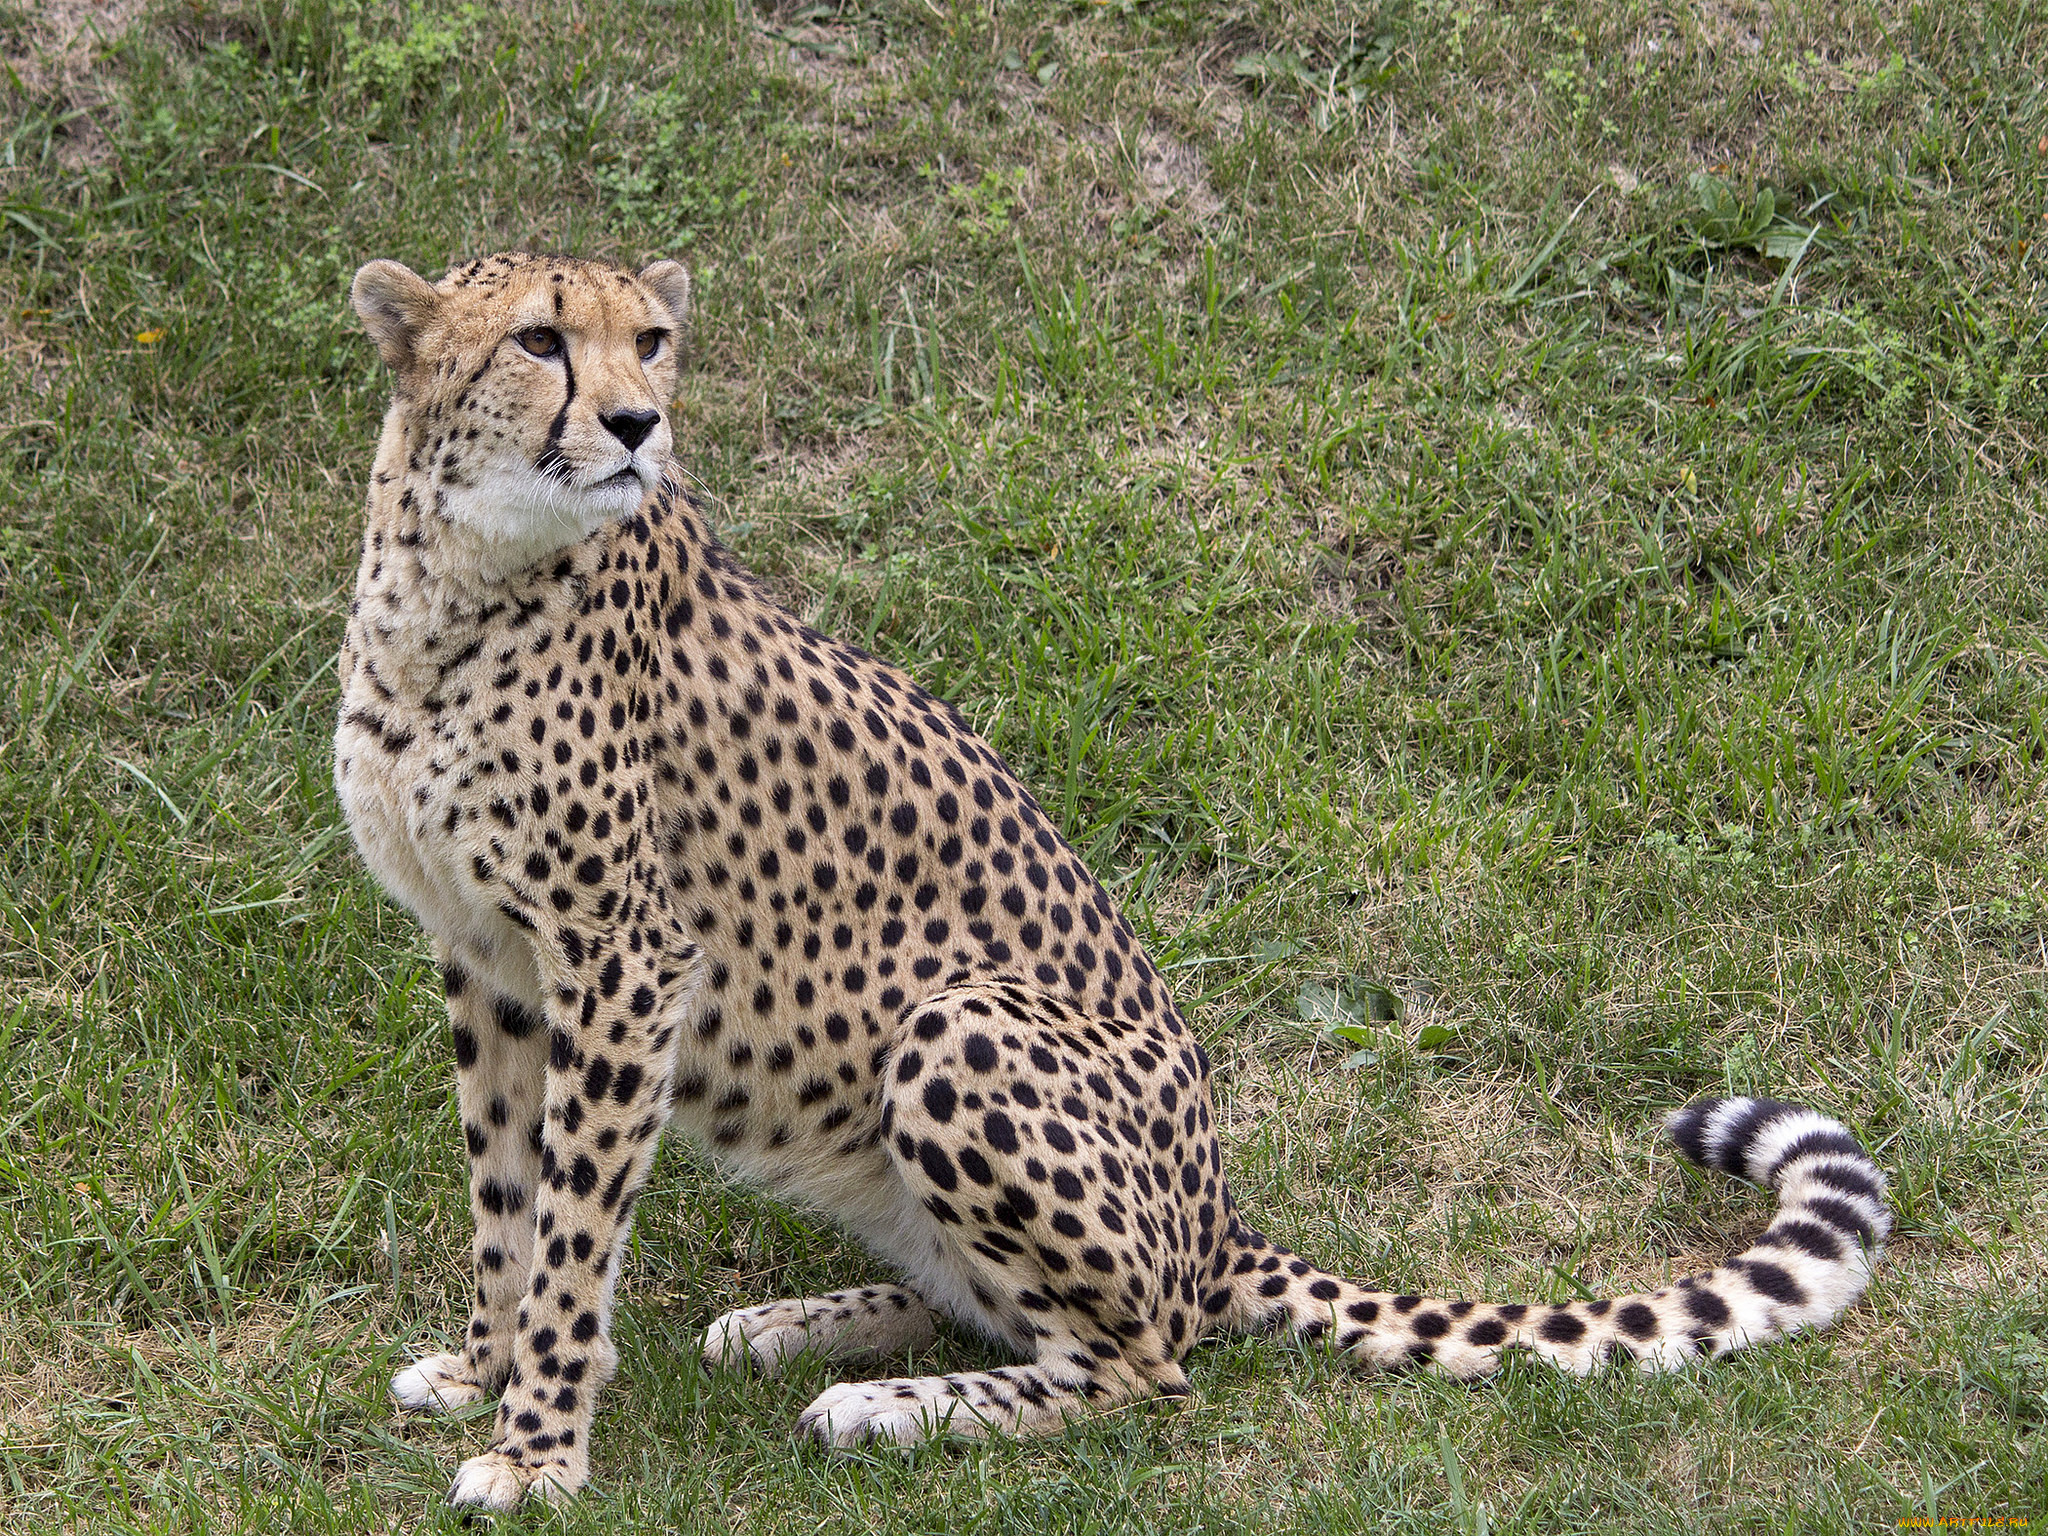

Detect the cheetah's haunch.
[{"left": 333, "top": 254, "right": 1891, "bottom": 1509}]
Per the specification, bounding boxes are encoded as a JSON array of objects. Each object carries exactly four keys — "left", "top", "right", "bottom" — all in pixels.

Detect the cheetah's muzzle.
[{"left": 333, "top": 252, "right": 1891, "bottom": 1511}]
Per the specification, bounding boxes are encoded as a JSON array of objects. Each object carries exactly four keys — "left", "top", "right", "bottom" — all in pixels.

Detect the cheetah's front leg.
[
  {"left": 391, "top": 944, "right": 549, "bottom": 1414},
  {"left": 447, "top": 919, "right": 695, "bottom": 1511}
]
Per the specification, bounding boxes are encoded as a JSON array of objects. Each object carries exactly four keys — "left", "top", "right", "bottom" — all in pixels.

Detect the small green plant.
[
  {"left": 0, "top": 0, "right": 33, "bottom": 54},
  {"left": 1294, "top": 977, "right": 1461, "bottom": 1068},
  {"left": 594, "top": 80, "right": 785, "bottom": 246},
  {"left": 1589, "top": 173, "right": 1826, "bottom": 314},
  {"left": 342, "top": 2, "right": 480, "bottom": 126},
  {"left": 1680, "top": 172, "right": 1818, "bottom": 261},
  {"left": 1856, "top": 50, "right": 1911, "bottom": 105},
  {"left": 943, "top": 165, "right": 1029, "bottom": 247},
  {"left": 1234, "top": 31, "right": 1397, "bottom": 129},
  {"left": 1109, "top": 203, "right": 1165, "bottom": 265},
  {"left": 998, "top": 41, "right": 1060, "bottom": 85}
]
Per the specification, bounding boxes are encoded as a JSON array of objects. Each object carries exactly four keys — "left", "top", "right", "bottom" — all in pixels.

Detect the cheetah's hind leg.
[
  {"left": 796, "top": 980, "right": 1209, "bottom": 1448},
  {"left": 702, "top": 1286, "right": 937, "bottom": 1375}
]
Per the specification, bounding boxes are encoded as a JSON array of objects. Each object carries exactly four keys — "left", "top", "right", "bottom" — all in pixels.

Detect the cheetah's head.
[{"left": 350, "top": 252, "right": 692, "bottom": 559}]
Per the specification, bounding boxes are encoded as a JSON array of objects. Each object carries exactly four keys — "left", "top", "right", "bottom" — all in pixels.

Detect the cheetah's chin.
[{"left": 434, "top": 464, "right": 651, "bottom": 570}]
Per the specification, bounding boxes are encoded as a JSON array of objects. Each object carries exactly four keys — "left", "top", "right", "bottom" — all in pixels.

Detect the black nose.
[{"left": 600, "top": 407, "right": 660, "bottom": 452}]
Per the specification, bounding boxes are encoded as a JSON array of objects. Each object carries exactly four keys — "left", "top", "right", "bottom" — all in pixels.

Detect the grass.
[{"left": 1, "top": 0, "right": 2044, "bottom": 1528}]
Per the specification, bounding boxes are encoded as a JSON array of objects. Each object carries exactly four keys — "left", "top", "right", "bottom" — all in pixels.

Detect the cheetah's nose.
[{"left": 600, "top": 407, "right": 660, "bottom": 452}]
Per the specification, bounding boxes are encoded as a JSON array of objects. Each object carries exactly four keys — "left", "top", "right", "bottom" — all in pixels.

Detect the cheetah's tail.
[{"left": 1219, "top": 1097, "right": 1889, "bottom": 1377}]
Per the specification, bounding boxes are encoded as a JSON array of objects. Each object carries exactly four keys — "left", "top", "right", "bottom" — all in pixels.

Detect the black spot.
[
  {"left": 1740, "top": 1259, "right": 1806, "bottom": 1306},
  {"left": 1766, "top": 1128, "right": 1870, "bottom": 1183},
  {"left": 1681, "top": 1285, "right": 1732, "bottom": 1331},
  {"left": 1538, "top": 1309, "right": 1586, "bottom": 1344},
  {"left": 1760, "top": 1219, "right": 1843, "bottom": 1262},
  {"left": 1694, "top": 1098, "right": 1792, "bottom": 1172},
  {"left": 1805, "top": 1196, "right": 1876, "bottom": 1246},
  {"left": 1615, "top": 1302, "right": 1659, "bottom": 1340},
  {"left": 1805, "top": 1161, "right": 1885, "bottom": 1205},
  {"left": 918, "top": 1139, "right": 959, "bottom": 1191},
  {"left": 494, "top": 998, "right": 541, "bottom": 1039}
]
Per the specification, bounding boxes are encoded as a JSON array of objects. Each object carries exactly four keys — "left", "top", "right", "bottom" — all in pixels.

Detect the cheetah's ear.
[
  {"left": 637, "top": 260, "right": 693, "bottom": 333},
  {"left": 350, "top": 259, "right": 440, "bottom": 372}
]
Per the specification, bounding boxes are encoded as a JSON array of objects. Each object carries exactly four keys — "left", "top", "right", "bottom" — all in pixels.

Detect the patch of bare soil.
[
  {"left": 1311, "top": 531, "right": 1405, "bottom": 627},
  {"left": 4, "top": 0, "right": 144, "bottom": 165},
  {"left": 1135, "top": 127, "right": 1223, "bottom": 222},
  {"left": 782, "top": 434, "right": 870, "bottom": 493},
  {"left": 760, "top": 19, "right": 903, "bottom": 122},
  {"left": 0, "top": 279, "right": 66, "bottom": 395},
  {"left": 1689, "top": 0, "right": 1771, "bottom": 58}
]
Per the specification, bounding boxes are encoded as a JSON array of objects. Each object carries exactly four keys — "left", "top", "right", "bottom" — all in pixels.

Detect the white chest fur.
[
  {"left": 334, "top": 710, "right": 521, "bottom": 961},
  {"left": 332, "top": 518, "right": 589, "bottom": 996}
]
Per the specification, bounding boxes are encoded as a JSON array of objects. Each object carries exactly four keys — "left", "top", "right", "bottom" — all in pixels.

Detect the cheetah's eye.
[
  {"left": 516, "top": 327, "right": 563, "bottom": 358},
  {"left": 635, "top": 329, "right": 664, "bottom": 361}
]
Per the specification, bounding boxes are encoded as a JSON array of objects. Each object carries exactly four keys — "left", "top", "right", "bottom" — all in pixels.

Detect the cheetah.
[{"left": 334, "top": 252, "right": 1892, "bottom": 1511}]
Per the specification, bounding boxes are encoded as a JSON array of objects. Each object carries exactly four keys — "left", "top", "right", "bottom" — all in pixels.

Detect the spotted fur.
[{"left": 334, "top": 254, "right": 1891, "bottom": 1509}]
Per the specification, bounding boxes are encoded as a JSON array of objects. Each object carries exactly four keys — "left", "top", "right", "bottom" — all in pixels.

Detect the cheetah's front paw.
[
  {"left": 448, "top": 1448, "right": 582, "bottom": 1510},
  {"left": 391, "top": 1352, "right": 492, "bottom": 1413}
]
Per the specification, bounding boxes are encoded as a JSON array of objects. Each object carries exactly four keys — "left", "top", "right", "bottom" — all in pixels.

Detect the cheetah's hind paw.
[
  {"left": 390, "top": 1352, "right": 492, "bottom": 1414},
  {"left": 797, "top": 1366, "right": 1098, "bottom": 1448},
  {"left": 798, "top": 1377, "right": 978, "bottom": 1448},
  {"left": 702, "top": 1303, "right": 820, "bottom": 1375},
  {"left": 702, "top": 1289, "right": 938, "bottom": 1377}
]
